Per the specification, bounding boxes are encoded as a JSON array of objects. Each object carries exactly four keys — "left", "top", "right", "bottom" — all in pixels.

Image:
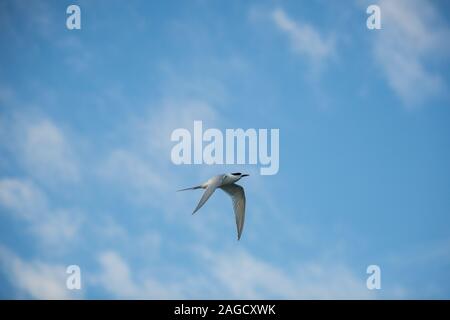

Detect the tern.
[{"left": 178, "top": 173, "right": 249, "bottom": 240}]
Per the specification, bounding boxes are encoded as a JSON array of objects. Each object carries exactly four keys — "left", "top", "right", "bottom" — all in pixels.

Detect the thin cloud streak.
[
  {"left": 271, "top": 8, "right": 335, "bottom": 63},
  {"left": 374, "top": 0, "right": 449, "bottom": 107}
]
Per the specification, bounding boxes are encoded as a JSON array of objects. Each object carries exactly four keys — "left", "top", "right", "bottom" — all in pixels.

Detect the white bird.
[{"left": 178, "top": 173, "right": 249, "bottom": 240}]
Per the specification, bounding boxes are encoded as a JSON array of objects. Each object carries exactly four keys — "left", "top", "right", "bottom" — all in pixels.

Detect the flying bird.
[{"left": 178, "top": 173, "right": 249, "bottom": 240}]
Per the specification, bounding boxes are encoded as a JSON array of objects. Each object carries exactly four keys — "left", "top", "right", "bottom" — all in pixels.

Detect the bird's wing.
[
  {"left": 192, "top": 175, "right": 223, "bottom": 214},
  {"left": 220, "top": 183, "right": 246, "bottom": 240}
]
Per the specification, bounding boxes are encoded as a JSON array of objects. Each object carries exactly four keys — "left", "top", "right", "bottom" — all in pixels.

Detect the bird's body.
[{"left": 178, "top": 173, "right": 249, "bottom": 240}]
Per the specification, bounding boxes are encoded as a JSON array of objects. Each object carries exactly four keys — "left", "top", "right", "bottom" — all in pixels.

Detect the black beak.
[{"left": 242, "top": 174, "right": 249, "bottom": 177}]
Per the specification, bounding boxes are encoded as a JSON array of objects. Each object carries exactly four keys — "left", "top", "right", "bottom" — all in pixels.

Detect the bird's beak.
[{"left": 242, "top": 174, "right": 249, "bottom": 177}]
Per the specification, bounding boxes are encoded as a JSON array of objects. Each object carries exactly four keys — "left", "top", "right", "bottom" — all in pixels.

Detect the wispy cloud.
[
  {"left": 91, "top": 246, "right": 376, "bottom": 299},
  {"left": 0, "top": 109, "right": 84, "bottom": 250},
  {"left": 374, "top": 0, "right": 449, "bottom": 107},
  {"left": 271, "top": 8, "right": 335, "bottom": 64},
  {"left": 0, "top": 245, "right": 80, "bottom": 299},
  {"left": 0, "top": 178, "right": 82, "bottom": 247},
  {"left": 20, "top": 119, "right": 80, "bottom": 184},
  {"left": 95, "top": 251, "right": 140, "bottom": 298},
  {"left": 198, "top": 248, "right": 374, "bottom": 299},
  {"left": 93, "top": 251, "right": 182, "bottom": 299},
  {"left": 1, "top": 114, "right": 81, "bottom": 185},
  {"left": 0, "top": 178, "right": 47, "bottom": 220}
]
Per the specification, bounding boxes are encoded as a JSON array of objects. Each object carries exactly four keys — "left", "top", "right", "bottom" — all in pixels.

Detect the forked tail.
[{"left": 177, "top": 185, "right": 202, "bottom": 192}]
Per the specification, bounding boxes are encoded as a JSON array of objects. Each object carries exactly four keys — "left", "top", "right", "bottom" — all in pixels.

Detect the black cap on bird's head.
[{"left": 231, "top": 172, "right": 249, "bottom": 177}]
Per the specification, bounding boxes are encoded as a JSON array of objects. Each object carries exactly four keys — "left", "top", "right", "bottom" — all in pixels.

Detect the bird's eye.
[{"left": 231, "top": 172, "right": 241, "bottom": 176}]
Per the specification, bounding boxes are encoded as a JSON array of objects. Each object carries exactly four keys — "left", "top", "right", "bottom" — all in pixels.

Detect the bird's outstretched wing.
[
  {"left": 192, "top": 175, "right": 223, "bottom": 214},
  {"left": 220, "top": 183, "right": 246, "bottom": 240}
]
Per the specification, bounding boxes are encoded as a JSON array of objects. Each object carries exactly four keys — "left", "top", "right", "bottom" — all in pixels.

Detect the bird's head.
[{"left": 230, "top": 172, "right": 249, "bottom": 181}]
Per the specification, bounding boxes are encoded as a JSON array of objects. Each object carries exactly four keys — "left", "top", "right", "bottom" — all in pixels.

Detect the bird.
[{"left": 177, "top": 173, "right": 249, "bottom": 240}]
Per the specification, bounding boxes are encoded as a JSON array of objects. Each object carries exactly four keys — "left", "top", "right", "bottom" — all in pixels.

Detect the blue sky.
[{"left": 0, "top": 0, "right": 450, "bottom": 299}]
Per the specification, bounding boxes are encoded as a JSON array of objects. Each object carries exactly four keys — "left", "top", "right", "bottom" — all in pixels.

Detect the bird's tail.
[{"left": 177, "top": 185, "right": 202, "bottom": 192}]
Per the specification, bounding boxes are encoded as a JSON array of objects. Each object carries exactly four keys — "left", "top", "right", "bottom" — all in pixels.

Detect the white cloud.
[
  {"left": 31, "top": 209, "right": 82, "bottom": 246},
  {"left": 199, "top": 248, "right": 373, "bottom": 299},
  {"left": 0, "top": 114, "right": 83, "bottom": 249},
  {"left": 0, "top": 178, "right": 47, "bottom": 220},
  {"left": 92, "top": 247, "right": 375, "bottom": 299},
  {"left": 1, "top": 114, "right": 81, "bottom": 185},
  {"left": 374, "top": 0, "right": 449, "bottom": 107},
  {"left": 93, "top": 216, "right": 129, "bottom": 240},
  {"left": 20, "top": 119, "right": 80, "bottom": 183},
  {"left": 271, "top": 8, "right": 334, "bottom": 63},
  {"left": 94, "top": 251, "right": 182, "bottom": 299},
  {"left": 96, "top": 251, "right": 139, "bottom": 298},
  {"left": 0, "top": 178, "right": 82, "bottom": 246},
  {"left": 203, "top": 249, "right": 298, "bottom": 298},
  {"left": 0, "top": 246, "right": 78, "bottom": 299}
]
